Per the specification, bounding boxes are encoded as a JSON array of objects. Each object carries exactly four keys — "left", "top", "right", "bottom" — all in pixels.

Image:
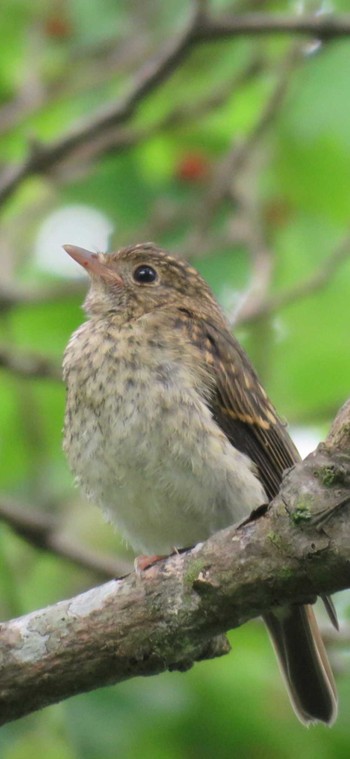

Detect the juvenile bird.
[{"left": 63, "top": 242, "right": 337, "bottom": 725}]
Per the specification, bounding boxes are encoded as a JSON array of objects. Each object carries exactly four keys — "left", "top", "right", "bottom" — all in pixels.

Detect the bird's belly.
[{"left": 64, "top": 357, "right": 266, "bottom": 554}]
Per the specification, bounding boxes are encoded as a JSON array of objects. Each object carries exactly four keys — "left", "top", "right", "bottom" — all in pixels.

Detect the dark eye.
[{"left": 133, "top": 264, "right": 158, "bottom": 284}]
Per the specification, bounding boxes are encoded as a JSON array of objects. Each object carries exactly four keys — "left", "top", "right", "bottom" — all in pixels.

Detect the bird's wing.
[
  {"left": 175, "top": 310, "right": 300, "bottom": 499},
  {"left": 169, "top": 308, "right": 338, "bottom": 690}
]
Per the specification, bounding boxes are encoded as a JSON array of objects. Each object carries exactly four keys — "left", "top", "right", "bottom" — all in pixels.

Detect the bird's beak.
[{"left": 63, "top": 245, "right": 123, "bottom": 285}]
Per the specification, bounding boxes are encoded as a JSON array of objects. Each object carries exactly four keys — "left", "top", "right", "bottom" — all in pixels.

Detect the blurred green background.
[{"left": 1, "top": 0, "right": 350, "bottom": 757}]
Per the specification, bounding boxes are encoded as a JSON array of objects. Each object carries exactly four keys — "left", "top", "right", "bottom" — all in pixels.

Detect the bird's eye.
[{"left": 133, "top": 264, "right": 158, "bottom": 284}]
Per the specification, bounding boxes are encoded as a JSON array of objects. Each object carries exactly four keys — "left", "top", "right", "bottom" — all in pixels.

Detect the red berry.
[{"left": 176, "top": 153, "right": 209, "bottom": 182}]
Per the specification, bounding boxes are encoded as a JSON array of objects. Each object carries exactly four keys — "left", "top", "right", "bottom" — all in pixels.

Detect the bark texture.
[{"left": 0, "top": 400, "right": 349, "bottom": 725}]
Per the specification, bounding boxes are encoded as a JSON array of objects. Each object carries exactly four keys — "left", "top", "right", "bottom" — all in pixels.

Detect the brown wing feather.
[
  {"left": 170, "top": 309, "right": 337, "bottom": 721},
  {"left": 176, "top": 310, "right": 300, "bottom": 500}
]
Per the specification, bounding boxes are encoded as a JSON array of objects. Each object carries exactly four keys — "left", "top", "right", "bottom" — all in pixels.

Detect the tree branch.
[
  {"left": 0, "top": 280, "right": 84, "bottom": 313},
  {"left": 0, "top": 497, "right": 131, "bottom": 579},
  {"left": 0, "top": 4, "right": 202, "bottom": 208},
  {"left": 198, "top": 13, "right": 350, "bottom": 41},
  {"left": 0, "top": 399, "right": 349, "bottom": 726},
  {"left": 1, "top": 10, "right": 350, "bottom": 208},
  {"left": 190, "top": 43, "right": 302, "bottom": 247},
  {"left": 235, "top": 230, "right": 350, "bottom": 325},
  {"left": 0, "top": 345, "right": 61, "bottom": 381}
]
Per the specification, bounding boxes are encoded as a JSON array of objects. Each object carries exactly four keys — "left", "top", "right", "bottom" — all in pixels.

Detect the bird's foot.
[{"left": 134, "top": 554, "right": 166, "bottom": 573}]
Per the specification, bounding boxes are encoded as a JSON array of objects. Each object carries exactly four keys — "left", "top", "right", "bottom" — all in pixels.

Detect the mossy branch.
[{"left": 0, "top": 399, "right": 349, "bottom": 726}]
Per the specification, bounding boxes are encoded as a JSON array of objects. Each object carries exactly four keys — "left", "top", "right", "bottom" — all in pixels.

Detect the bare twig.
[
  {"left": 0, "top": 345, "right": 61, "bottom": 381},
  {"left": 0, "top": 280, "right": 84, "bottom": 313},
  {"left": 1, "top": 11, "right": 350, "bottom": 208},
  {"left": 236, "top": 231, "right": 350, "bottom": 326},
  {"left": 0, "top": 32, "right": 150, "bottom": 140},
  {"left": 0, "top": 4, "right": 202, "bottom": 207},
  {"left": 192, "top": 44, "right": 301, "bottom": 244},
  {"left": 0, "top": 497, "right": 131, "bottom": 579},
  {"left": 71, "top": 55, "right": 263, "bottom": 172},
  {"left": 198, "top": 13, "right": 350, "bottom": 41},
  {"left": 225, "top": 181, "right": 275, "bottom": 325}
]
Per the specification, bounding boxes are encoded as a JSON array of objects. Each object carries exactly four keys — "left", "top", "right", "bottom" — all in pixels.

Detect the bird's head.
[{"left": 64, "top": 242, "right": 222, "bottom": 323}]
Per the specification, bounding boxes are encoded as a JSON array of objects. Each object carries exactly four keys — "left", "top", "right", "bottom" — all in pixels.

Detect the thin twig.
[
  {"left": 1, "top": 11, "right": 349, "bottom": 208},
  {"left": 69, "top": 55, "right": 263, "bottom": 171},
  {"left": 0, "top": 345, "right": 61, "bottom": 381},
  {"left": 193, "top": 44, "right": 301, "bottom": 241},
  {"left": 0, "top": 497, "right": 131, "bottom": 579},
  {"left": 198, "top": 13, "right": 350, "bottom": 41},
  {"left": 0, "top": 4, "right": 202, "bottom": 208},
  {"left": 0, "top": 280, "right": 85, "bottom": 313},
  {"left": 236, "top": 231, "right": 350, "bottom": 326},
  {"left": 0, "top": 33, "right": 150, "bottom": 140},
  {"left": 225, "top": 182, "right": 275, "bottom": 325}
]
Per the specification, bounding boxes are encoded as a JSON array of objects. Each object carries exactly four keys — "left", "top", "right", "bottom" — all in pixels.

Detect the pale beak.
[{"left": 63, "top": 245, "right": 123, "bottom": 285}]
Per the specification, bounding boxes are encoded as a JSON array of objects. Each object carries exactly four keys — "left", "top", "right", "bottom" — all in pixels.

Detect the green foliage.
[{"left": 0, "top": 0, "right": 350, "bottom": 756}]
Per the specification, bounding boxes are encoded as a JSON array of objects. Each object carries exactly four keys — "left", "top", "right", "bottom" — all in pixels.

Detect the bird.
[{"left": 62, "top": 241, "right": 337, "bottom": 725}]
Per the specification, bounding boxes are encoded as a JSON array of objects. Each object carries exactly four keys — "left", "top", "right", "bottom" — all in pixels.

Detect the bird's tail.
[{"left": 264, "top": 605, "right": 337, "bottom": 725}]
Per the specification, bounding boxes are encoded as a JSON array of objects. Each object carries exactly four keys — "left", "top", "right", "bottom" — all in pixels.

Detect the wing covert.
[{"left": 175, "top": 309, "right": 300, "bottom": 500}]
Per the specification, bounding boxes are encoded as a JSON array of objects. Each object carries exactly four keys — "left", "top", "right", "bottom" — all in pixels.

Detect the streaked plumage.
[{"left": 63, "top": 242, "right": 337, "bottom": 725}]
